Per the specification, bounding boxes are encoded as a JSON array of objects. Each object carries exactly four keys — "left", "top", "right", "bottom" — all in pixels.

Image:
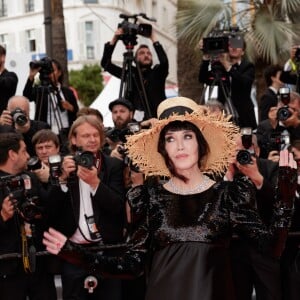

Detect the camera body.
[
  {"left": 269, "top": 130, "right": 290, "bottom": 152},
  {"left": 0, "top": 174, "right": 42, "bottom": 221},
  {"left": 106, "top": 122, "right": 141, "bottom": 144},
  {"left": 29, "top": 56, "right": 54, "bottom": 86},
  {"left": 236, "top": 127, "right": 253, "bottom": 165},
  {"left": 118, "top": 13, "right": 153, "bottom": 46},
  {"left": 11, "top": 108, "right": 28, "bottom": 127},
  {"left": 27, "top": 156, "right": 42, "bottom": 171},
  {"left": 277, "top": 87, "right": 292, "bottom": 121},
  {"left": 118, "top": 20, "right": 152, "bottom": 39},
  {"left": 203, "top": 27, "right": 244, "bottom": 55},
  {"left": 73, "top": 150, "right": 95, "bottom": 169}
]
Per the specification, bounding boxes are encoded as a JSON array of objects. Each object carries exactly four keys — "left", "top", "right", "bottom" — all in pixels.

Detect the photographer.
[
  {"left": 281, "top": 45, "right": 300, "bottom": 92},
  {"left": 226, "top": 130, "right": 282, "bottom": 300},
  {"left": 257, "top": 91, "right": 300, "bottom": 160},
  {"left": 23, "top": 57, "right": 79, "bottom": 138},
  {"left": 198, "top": 31, "right": 257, "bottom": 129},
  {"left": 0, "top": 95, "right": 50, "bottom": 156},
  {"left": 101, "top": 24, "right": 169, "bottom": 121},
  {"left": 259, "top": 64, "right": 284, "bottom": 122},
  {"left": 0, "top": 132, "right": 56, "bottom": 300},
  {"left": 30, "top": 129, "right": 61, "bottom": 184},
  {"left": 47, "top": 115, "right": 125, "bottom": 299},
  {"left": 105, "top": 97, "right": 135, "bottom": 159},
  {"left": 0, "top": 45, "right": 18, "bottom": 115}
]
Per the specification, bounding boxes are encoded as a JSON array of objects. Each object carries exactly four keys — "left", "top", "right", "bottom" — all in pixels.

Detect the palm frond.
[
  {"left": 247, "top": 9, "right": 299, "bottom": 63},
  {"left": 280, "top": 0, "right": 300, "bottom": 13},
  {"left": 176, "top": 0, "right": 230, "bottom": 45}
]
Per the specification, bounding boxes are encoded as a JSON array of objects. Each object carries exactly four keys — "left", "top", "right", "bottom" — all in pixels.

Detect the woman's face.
[{"left": 164, "top": 129, "right": 199, "bottom": 173}]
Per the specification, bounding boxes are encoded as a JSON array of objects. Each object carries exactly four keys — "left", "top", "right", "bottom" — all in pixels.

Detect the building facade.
[{"left": 0, "top": 0, "right": 177, "bottom": 95}]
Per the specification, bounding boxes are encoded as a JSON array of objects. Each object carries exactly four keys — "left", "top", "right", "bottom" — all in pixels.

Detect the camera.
[
  {"left": 48, "top": 154, "right": 62, "bottom": 185},
  {"left": 106, "top": 122, "right": 141, "bottom": 144},
  {"left": 27, "top": 156, "right": 42, "bottom": 171},
  {"left": 73, "top": 149, "right": 95, "bottom": 169},
  {"left": 203, "top": 26, "right": 244, "bottom": 55},
  {"left": 277, "top": 87, "right": 291, "bottom": 121},
  {"left": 236, "top": 127, "right": 254, "bottom": 165},
  {"left": 269, "top": 130, "right": 290, "bottom": 152},
  {"left": 0, "top": 174, "right": 42, "bottom": 221},
  {"left": 118, "top": 13, "right": 154, "bottom": 46},
  {"left": 29, "top": 56, "right": 54, "bottom": 86},
  {"left": 11, "top": 108, "right": 28, "bottom": 127}
]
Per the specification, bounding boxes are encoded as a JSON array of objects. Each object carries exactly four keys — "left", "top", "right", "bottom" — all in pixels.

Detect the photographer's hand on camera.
[
  {"left": 60, "top": 155, "right": 76, "bottom": 180},
  {"left": 0, "top": 195, "right": 16, "bottom": 221},
  {"left": 281, "top": 107, "right": 300, "bottom": 128},
  {"left": 268, "top": 150, "right": 280, "bottom": 163},
  {"left": 28, "top": 64, "right": 41, "bottom": 81},
  {"left": 77, "top": 165, "right": 100, "bottom": 190},
  {"left": 0, "top": 109, "right": 13, "bottom": 126},
  {"left": 226, "top": 155, "right": 264, "bottom": 189},
  {"left": 33, "top": 162, "right": 50, "bottom": 183},
  {"left": 110, "top": 28, "right": 124, "bottom": 46},
  {"left": 218, "top": 53, "right": 232, "bottom": 72},
  {"left": 237, "top": 156, "right": 264, "bottom": 189},
  {"left": 110, "top": 144, "right": 125, "bottom": 161}
]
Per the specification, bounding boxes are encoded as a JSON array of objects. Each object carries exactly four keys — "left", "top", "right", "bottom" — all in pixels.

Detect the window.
[
  {"left": 25, "top": 0, "right": 34, "bottom": 12},
  {"left": 85, "top": 21, "right": 94, "bottom": 59},
  {"left": 0, "top": 0, "right": 7, "bottom": 17},
  {"left": 26, "top": 29, "right": 36, "bottom": 52},
  {"left": 84, "top": 0, "right": 98, "bottom": 3},
  {"left": 0, "top": 34, "right": 7, "bottom": 48},
  {"left": 152, "top": 0, "right": 157, "bottom": 21}
]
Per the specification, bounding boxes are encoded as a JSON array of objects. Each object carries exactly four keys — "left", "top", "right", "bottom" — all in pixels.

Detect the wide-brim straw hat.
[{"left": 125, "top": 97, "right": 239, "bottom": 177}]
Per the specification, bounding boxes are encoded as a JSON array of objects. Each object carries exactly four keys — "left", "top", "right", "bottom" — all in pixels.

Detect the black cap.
[{"left": 109, "top": 98, "right": 134, "bottom": 112}]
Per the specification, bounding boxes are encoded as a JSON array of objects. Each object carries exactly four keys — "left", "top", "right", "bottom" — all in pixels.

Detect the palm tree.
[
  {"left": 44, "top": 0, "right": 69, "bottom": 85},
  {"left": 51, "top": 0, "right": 69, "bottom": 85},
  {"left": 176, "top": 0, "right": 300, "bottom": 102}
]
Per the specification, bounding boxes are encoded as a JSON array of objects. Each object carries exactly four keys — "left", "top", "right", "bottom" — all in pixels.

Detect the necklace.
[{"left": 167, "top": 175, "right": 214, "bottom": 195}]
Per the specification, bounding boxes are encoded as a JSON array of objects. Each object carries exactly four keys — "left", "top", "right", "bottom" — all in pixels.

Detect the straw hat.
[{"left": 125, "top": 97, "right": 239, "bottom": 177}]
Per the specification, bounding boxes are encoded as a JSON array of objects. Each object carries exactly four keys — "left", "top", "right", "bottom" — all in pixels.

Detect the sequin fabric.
[{"left": 60, "top": 175, "right": 293, "bottom": 278}]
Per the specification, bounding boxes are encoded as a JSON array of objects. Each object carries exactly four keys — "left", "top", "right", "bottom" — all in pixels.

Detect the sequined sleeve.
[
  {"left": 59, "top": 185, "right": 150, "bottom": 278},
  {"left": 227, "top": 174, "right": 294, "bottom": 254}
]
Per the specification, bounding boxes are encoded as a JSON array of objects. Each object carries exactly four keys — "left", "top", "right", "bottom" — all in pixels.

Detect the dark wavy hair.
[
  {"left": 158, "top": 121, "right": 209, "bottom": 182},
  {"left": 0, "top": 132, "right": 23, "bottom": 165}
]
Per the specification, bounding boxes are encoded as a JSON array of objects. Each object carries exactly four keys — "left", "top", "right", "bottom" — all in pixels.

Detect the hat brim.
[{"left": 125, "top": 107, "right": 239, "bottom": 177}]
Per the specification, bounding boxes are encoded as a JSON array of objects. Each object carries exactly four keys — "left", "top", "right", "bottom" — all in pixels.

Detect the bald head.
[{"left": 7, "top": 96, "right": 30, "bottom": 116}]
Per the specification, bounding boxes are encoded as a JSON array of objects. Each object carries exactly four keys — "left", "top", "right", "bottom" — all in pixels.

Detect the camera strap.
[{"left": 21, "top": 224, "right": 34, "bottom": 273}]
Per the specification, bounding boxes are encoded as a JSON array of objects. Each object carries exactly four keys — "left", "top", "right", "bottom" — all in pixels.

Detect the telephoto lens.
[{"left": 11, "top": 108, "right": 28, "bottom": 126}]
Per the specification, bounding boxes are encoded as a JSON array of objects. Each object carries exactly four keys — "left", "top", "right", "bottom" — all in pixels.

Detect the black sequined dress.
[{"left": 60, "top": 176, "right": 292, "bottom": 300}]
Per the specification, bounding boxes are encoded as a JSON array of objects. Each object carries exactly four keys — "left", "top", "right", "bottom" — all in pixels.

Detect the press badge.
[{"left": 85, "top": 214, "right": 101, "bottom": 240}]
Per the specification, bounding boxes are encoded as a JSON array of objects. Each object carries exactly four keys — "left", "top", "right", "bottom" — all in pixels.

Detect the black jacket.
[
  {"left": 259, "top": 88, "right": 278, "bottom": 122},
  {"left": 101, "top": 41, "right": 169, "bottom": 119},
  {"left": 0, "top": 171, "right": 51, "bottom": 275},
  {"left": 0, "top": 69, "right": 18, "bottom": 114},
  {"left": 199, "top": 58, "right": 257, "bottom": 129},
  {"left": 48, "top": 153, "right": 125, "bottom": 244}
]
